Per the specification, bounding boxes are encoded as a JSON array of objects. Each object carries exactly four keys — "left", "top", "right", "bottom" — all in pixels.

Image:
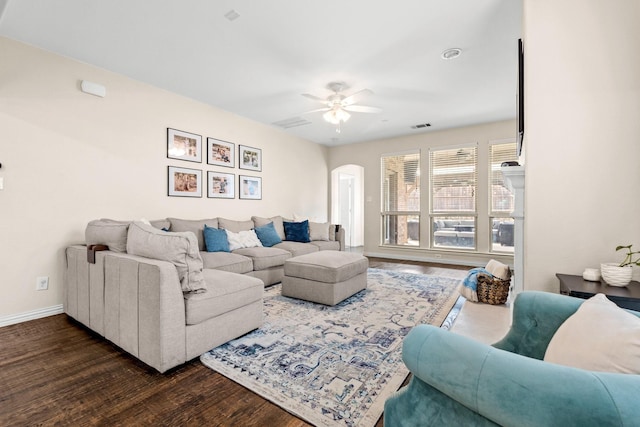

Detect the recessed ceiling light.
[
  {"left": 441, "top": 48, "right": 462, "bottom": 60},
  {"left": 224, "top": 9, "right": 240, "bottom": 21}
]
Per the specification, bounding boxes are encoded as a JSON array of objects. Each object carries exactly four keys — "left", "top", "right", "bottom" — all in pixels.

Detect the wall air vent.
[
  {"left": 272, "top": 117, "right": 312, "bottom": 129},
  {"left": 411, "top": 123, "right": 432, "bottom": 129}
]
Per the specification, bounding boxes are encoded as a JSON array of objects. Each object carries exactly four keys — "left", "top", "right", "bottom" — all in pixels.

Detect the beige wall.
[
  {"left": 328, "top": 120, "right": 516, "bottom": 267},
  {"left": 0, "top": 37, "right": 329, "bottom": 320},
  {"left": 523, "top": 0, "right": 640, "bottom": 292}
]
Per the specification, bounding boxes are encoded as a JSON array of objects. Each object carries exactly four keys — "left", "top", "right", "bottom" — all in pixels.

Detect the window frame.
[
  {"left": 428, "top": 144, "right": 478, "bottom": 250},
  {"left": 380, "top": 150, "right": 421, "bottom": 247}
]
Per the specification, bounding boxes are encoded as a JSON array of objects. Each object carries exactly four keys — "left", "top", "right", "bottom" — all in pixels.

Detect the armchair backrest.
[{"left": 492, "top": 291, "right": 640, "bottom": 360}]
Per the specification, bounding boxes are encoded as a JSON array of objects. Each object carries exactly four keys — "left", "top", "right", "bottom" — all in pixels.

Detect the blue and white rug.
[{"left": 200, "top": 268, "right": 461, "bottom": 427}]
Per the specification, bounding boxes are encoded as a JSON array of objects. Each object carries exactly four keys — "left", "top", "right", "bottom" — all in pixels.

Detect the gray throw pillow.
[{"left": 126, "top": 221, "right": 207, "bottom": 293}]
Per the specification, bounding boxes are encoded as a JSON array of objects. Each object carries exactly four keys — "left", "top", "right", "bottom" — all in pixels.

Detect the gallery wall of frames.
[{"left": 166, "top": 128, "right": 263, "bottom": 200}]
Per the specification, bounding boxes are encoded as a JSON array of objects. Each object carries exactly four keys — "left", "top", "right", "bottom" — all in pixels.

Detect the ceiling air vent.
[
  {"left": 272, "top": 117, "right": 312, "bottom": 129},
  {"left": 411, "top": 123, "right": 432, "bottom": 129}
]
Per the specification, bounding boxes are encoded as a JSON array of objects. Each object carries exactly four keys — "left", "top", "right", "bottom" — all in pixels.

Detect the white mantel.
[{"left": 501, "top": 165, "right": 525, "bottom": 305}]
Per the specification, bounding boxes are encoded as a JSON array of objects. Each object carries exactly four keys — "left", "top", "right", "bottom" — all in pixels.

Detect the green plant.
[{"left": 616, "top": 244, "right": 640, "bottom": 267}]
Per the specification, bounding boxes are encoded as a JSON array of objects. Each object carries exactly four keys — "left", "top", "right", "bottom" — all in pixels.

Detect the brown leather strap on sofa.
[{"left": 87, "top": 244, "right": 109, "bottom": 264}]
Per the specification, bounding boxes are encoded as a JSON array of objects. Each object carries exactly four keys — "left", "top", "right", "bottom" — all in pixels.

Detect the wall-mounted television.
[{"left": 516, "top": 38, "right": 524, "bottom": 156}]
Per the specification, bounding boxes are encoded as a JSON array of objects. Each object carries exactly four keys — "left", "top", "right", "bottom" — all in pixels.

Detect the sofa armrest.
[
  {"left": 492, "top": 291, "right": 583, "bottom": 359},
  {"left": 102, "top": 252, "right": 187, "bottom": 372},
  {"left": 401, "top": 325, "right": 639, "bottom": 427}
]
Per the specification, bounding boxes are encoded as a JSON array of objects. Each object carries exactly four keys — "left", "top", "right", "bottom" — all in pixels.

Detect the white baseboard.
[{"left": 0, "top": 304, "right": 64, "bottom": 328}]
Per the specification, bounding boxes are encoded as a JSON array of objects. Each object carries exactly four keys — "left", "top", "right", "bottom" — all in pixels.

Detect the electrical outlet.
[{"left": 36, "top": 276, "right": 49, "bottom": 291}]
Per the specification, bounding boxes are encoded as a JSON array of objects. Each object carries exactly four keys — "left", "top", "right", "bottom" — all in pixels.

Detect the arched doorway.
[{"left": 331, "top": 165, "right": 364, "bottom": 249}]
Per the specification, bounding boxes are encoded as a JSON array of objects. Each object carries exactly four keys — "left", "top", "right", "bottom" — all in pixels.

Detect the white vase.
[{"left": 600, "top": 263, "right": 633, "bottom": 287}]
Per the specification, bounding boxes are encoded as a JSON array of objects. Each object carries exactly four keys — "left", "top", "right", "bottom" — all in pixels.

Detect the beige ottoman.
[{"left": 282, "top": 251, "right": 369, "bottom": 305}]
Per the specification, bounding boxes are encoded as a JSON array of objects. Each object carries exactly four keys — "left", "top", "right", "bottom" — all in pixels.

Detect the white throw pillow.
[
  {"left": 544, "top": 293, "right": 640, "bottom": 374},
  {"left": 309, "top": 222, "right": 330, "bottom": 241},
  {"left": 226, "top": 229, "right": 263, "bottom": 251}
]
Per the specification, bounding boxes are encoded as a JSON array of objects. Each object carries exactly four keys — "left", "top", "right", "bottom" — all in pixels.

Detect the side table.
[{"left": 556, "top": 273, "right": 640, "bottom": 311}]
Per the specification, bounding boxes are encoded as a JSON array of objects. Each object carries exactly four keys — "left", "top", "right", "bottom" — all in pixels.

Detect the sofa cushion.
[
  {"left": 309, "top": 221, "right": 330, "bottom": 241},
  {"left": 184, "top": 269, "right": 263, "bottom": 325},
  {"left": 544, "top": 293, "right": 640, "bottom": 374},
  {"left": 252, "top": 215, "right": 285, "bottom": 240},
  {"left": 218, "top": 217, "right": 254, "bottom": 233},
  {"left": 150, "top": 219, "right": 171, "bottom": 230},
  {"left": 274, "top": 241, "right": 319, "bottom": 257},
  {"left": 203, "top": 225, "right": 230, "bottom": 252},
  {"left": 226, "top": 229, "right": 262, "bottom": 251},
  {"left": 233, "top": 246, "right": 291, "bottom": 271},
  {"left": 86, "top": 219, "right": 130, "bottom": 253},
  {"left": 254, "top": 222, "right": 283, "bottom": 247},
  {"left": 126, "top": 221, "right": 207, "bottom": 293},
  {"left": 200, "top": 251, "right": 253, "bottom": 274},
  {"left": 309, "top": 240, "right": 341, "bottom": 251},
  {"left": 168, "top": 218, "right": 219, "bottom": 251},
  {"left": 284, "top": 220, "right": 311, "bottom": 243}
]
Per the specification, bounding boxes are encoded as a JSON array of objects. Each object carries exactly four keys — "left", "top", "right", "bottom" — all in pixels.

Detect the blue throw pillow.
[
  {"left": 254, "top": 222, "right": 282, "bottom": 247},
  {"left": 283, "top": 220, "right": 310, "bottom": 243},
  {"left": 203, "top": 224, "right": 230, "bottom": 252}
]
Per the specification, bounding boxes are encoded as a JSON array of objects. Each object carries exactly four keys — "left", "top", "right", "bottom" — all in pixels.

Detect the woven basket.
[{"left": 476, "top": 272, "right": 511, "bottom": 305}]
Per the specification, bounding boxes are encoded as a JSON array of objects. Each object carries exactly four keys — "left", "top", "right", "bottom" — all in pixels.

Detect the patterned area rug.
[{"left": 200, "top": 268, "right": 461, "bottom": 427}]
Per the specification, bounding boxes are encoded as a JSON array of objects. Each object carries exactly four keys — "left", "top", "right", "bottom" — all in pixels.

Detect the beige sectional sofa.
[{"left": 64, "top": 216, "right": 344, "bottom": 372}]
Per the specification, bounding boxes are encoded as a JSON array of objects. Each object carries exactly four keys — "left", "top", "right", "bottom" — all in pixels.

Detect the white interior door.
[{"left": 339, "top": 173, "right": 355, "bottom": 248}]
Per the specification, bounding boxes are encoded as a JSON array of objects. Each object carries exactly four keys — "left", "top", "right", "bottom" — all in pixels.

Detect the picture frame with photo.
[
  {"left": 207, "top": 171, "right": 235, "bottom": 199},
  {"left": 168, "top": 166, "right": 202, "bottom": 197},
  {"left": 239, "top": 175, "right": 262, "bottom": 200},
  {"left": 167, "top": 128, "right": 202, "bottom": 163},
  {"left": 239, "top": 145, "right": 262, "bottom": 171},
  {"left": 207, "top": 138, "right": 235, "bottom": 168}
]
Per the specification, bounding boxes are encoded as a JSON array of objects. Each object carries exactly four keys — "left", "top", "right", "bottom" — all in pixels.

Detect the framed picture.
[
  {"left": 208, "top": 171, "right": 235, "bottom": 199},
  {"left": 207, "top": 138, "right": 235, "bottom": 168},
  {"left": 168, "top": 166, "right": 202, "bottom": 197},
  {"left": 239, "top": 145, "right": 262, "bottom": 171},
  {"left": 167, "top": 128, "right": 202, "bottom": 163},
  {"left": 239, "top": 175, "right": 262, "bottom": 200}
]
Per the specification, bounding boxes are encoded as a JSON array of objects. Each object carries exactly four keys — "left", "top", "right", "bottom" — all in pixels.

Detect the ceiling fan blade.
[
  {"left": 301, "top": 93, "right": 328, "bottom": 103},
  {"left": 342, "top": 89, "right": 373, "bottom": 105},
  {"left": 300, "top": 107, "right": 330, "bottom": 115},
  {"left": 343, "top": 105, "right": 382, "bottom": 113}
]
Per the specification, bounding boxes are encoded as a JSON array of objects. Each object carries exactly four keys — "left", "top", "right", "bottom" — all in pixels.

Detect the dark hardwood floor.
[{"left": 0, "top": 258, "right": 470, "bottom": 427}]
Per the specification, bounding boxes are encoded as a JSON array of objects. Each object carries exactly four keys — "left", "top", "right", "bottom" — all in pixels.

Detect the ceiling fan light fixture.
[
  {"left": 323, "top": 108, "right": 351, "bottom": 124},
  {"left": 441, "top": 48, "right": 462, "bottom": 60}
]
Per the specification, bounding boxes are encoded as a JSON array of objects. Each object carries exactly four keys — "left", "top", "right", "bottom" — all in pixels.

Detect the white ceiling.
[{"left": 0, "top": 0, "right": 522, "bottom": 146}]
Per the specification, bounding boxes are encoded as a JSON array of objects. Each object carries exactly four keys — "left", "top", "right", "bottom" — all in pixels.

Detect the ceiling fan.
[{"left": 302, "top": 82, "right": 381, "bottom": 133}]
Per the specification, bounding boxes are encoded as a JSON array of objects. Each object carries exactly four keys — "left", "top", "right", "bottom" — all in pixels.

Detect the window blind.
[
  {"left": 429, "top": 146, "right": 477, "bottom": 213},
  {"left": 381, "top": 151, "right": 420, "bottom": 213}
]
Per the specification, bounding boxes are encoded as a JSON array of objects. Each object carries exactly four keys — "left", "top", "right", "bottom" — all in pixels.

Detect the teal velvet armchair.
[{"left": 384, "top": 291, "right": 640, "bottom": 426}]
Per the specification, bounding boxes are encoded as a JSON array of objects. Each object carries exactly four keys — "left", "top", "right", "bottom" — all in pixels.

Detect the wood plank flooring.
[{"left": 0, "top": 258, "right": 470, "bottom": 427}]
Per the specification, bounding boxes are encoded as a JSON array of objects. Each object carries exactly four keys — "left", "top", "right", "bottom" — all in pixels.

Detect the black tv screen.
[{"left": 516, "top": 38, "right": 524, "bottom": 155}]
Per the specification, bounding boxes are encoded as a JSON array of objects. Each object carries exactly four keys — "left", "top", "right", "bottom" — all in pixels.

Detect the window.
[
  {"left": 429, "top": 146, "right": 477, "bottom": 249},
  {"left": 489, "top": 142, "right": 517, "bottom": 253},
  {"left": 381, "top": 151, "right": 420, "bottom": 246}
]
